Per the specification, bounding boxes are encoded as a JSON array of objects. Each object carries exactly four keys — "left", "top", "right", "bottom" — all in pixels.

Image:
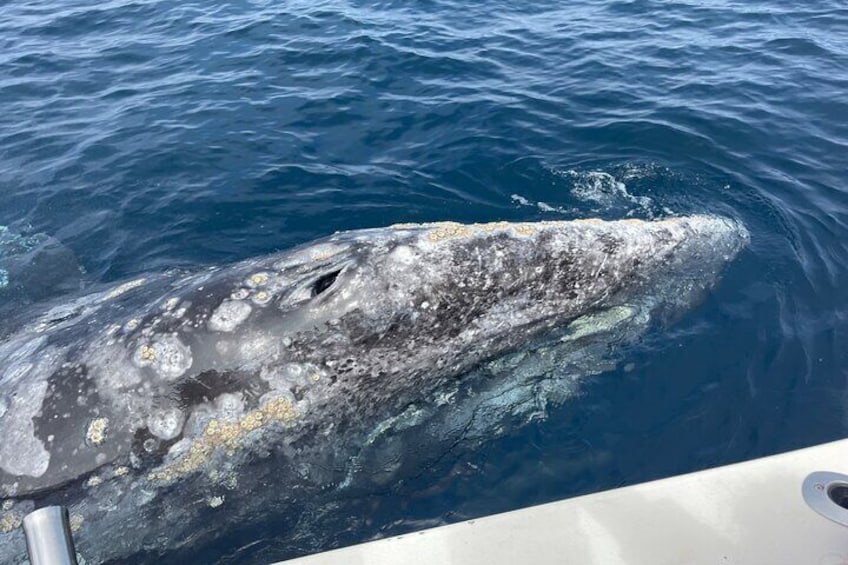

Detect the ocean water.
[{"left": 1, "top": 0, "right": 847, "bottom": 562}]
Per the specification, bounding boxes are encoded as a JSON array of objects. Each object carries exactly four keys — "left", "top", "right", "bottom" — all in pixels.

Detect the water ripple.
[{"left": 1, "top": 0, "right": 847, "bottom": 562}]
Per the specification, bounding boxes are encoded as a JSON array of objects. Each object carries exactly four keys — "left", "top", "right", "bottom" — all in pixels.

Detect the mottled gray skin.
[{"left": 0, "top": 216, "right": 748, "bottom": 563}]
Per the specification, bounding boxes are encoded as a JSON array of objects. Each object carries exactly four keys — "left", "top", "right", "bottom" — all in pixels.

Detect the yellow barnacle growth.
[
  {"left": 239, "top": 411, "right": 265, "bottom": 432},
  {"left": 204, "top": 419, "right": 220, "bottom": 435},
  {"left": 69, "top": 514, "right": 84, "bottom": 533},
  {"left": 148, "top": 396, "right": 299, "bottom": 484},
  {"left": 0, "top": 512, "right": 22, "bottom": 534},
  {"left": 425, "top": 221, "right": 544, "bottom": 242},
  {"left": 250, "top": 273, "right": 269, "bottom": 286},
  {"left": 106, "top": 278, "right": 146, "bottom": 300},
  {"left": 513, "top": 224, "right": 537, "bottom": 236},
  {"left": 264, "top": 397, "right": 298, "bottom": 421},
  {"left": 86, "top": 417, "right": 109, "bottom": 446},
  {"left": 205, "top": 419, "right": 242, "bottom": 454},
  {"left": 427, "top": 223, "right": 471, "bottom": 242},
  {"left": 140, "top": 344, "right": 157, "bottom": 362},
  {"left": 474, "top": 221, "right": 510, "bottom": 233},
  {"left": 252, "top": 290, "right": 272, "bottom": 306},
  {"left": 149, "top": 441, "right": 214, "bottom": 483}
]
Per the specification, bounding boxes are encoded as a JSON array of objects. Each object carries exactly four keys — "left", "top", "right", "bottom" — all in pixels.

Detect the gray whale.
[{"left": 0, "top": 216, "right": 748, "bottom": 562}]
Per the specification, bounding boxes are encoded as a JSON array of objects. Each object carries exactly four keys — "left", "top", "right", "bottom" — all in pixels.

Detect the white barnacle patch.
[
  {"left": 209, "top": 300, "right": 252, "bottom": 332},
  {"left": 261, "top": 363, "right": 322, "bottom": 394},
  {"left": 125, "top": 319, "right": 140, "bottom": 331},
  {"left": 163, "top": 297, "right": 180, "bottom": 311},
  {"left": 148, "top": 407, "right": 186, "bottom": 440},
  {"left": 215, "top": 393, "right": 245, "bottom": 421},
  {"left": 216, "top": 340, "right": 233, "bottom": 355},
  {"left": 208, "top": 495, "right": 225, "bottom": 508},
  {"left": 85, "top": 417, "right": 109, "bottom": 447},
  {"left": 231, "top": 288, "right": 249, "bottom": 300},
  {"left": 106, "top": 278, "right": 145, "bottom": 300},
  {"left": 0, "top": 511, "right": 23, "bottom": 533},
  {"left": 151, "top": 336, "right": 192, "bottom": 379},
  {"left": 222, "top": 472, "right": 238, "bottom": 490},
  {"left": 389, "top": 245, "right": 416, "bottom": 265},
  {"left": 133, "top": 336, "right": 193, "bottom": 380},
  {"left": 239, "top": 333, "right": 273, "bottom": 358},
  {"left": 69, "top": 514, "right": 84, "bottom": 533}
]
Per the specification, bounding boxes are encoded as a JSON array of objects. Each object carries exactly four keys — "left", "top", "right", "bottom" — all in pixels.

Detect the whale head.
[{"left": 258, "top": 216, "right": 748, "bottom": 384}]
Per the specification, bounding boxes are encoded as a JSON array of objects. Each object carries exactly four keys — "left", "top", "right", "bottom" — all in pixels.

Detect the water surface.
[{"left": 1, "top": 0, "right": 847, "bottom": 562}]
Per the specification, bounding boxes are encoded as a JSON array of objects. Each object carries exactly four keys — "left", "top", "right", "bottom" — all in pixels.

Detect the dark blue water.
[{"left": 2, "top": 0, "right": 848, "bottom": 562}]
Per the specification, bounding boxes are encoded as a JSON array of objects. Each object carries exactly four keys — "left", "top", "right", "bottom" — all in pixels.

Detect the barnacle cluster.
[
  {"left": 0, "top": 511, "right": 22, "bottom": 534},
  {"left": 423, "top": 221, "right": 541, "bottom": 243},
  {"left": 69, "top": 514, "right": 84, "bottom": 533},
  {"left": 427, "top": 223, "right": 471, "bottom": 242},
  {"left": 85, "top": 417, "right": 109, "bottom": 447},
  {"left": 209, "top": 299, "right": 252, "bottom": 332},
  {"left": 147, "top": 397, "right": 298, "bottom": 484},
  {"left": 106, "top": 278, "right": 145, "bottom": 300}
]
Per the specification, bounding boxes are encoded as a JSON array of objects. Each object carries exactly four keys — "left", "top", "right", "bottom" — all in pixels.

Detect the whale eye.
[{"left": 312, "top": 269, "right": 342, "bottom": 297}]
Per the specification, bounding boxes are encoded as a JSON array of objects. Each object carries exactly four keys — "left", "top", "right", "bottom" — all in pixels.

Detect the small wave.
[
  {"left": 0, "top": 225, "right": 84, "bottom": 303},
  {"left": 560, "top": 169, "right": 654, "bottom": 212},
  {"left": 510, "top": 194, "right": 572, "bottom": 214},
  {"left": 0, "top": 225, "right": 48, "bottom": 258},
  {"left": 510, "top": 163, "right": 680, "bottom": 219}
]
